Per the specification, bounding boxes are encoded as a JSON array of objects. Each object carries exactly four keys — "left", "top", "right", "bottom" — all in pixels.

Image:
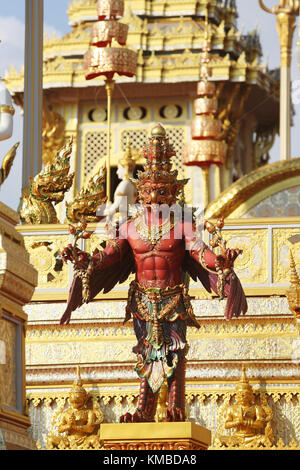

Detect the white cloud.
[
  {"left": 0, "top": 16, "right": 25, "bottom": 49},
  {"left": 0, "top": 15, "right": 63, "bottom": 78},
  {"left": 44, "top": 24, "right": 63, "bottom": 38},
  {"left": 0, "top": 16, "right": 25, "bottom": 77}
]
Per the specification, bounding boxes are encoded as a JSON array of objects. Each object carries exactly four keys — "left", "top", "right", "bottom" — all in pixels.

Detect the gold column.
[
  {"left": 105, "top": 79, "right": 115, "bottom": 203},
  {"left": 202, "top": 167, "right": 211, "bottom": 209},
  {"left": 214, "top": 165, "right": 222, "bottom": 198},
  {"left": 23, "top": 0, "right": 44, "bottom": 186},
  {"left": 259, "top": 0, "right": 299, "bottom": 160}
]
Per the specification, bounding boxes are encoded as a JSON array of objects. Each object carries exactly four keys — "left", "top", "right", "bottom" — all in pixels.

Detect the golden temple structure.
[{"left": 1, "top": 0, "right": 300, "bottom": 451}]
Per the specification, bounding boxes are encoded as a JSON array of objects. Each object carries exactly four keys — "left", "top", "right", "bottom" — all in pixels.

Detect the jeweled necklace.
[{"left": 135, "top": 213, "right": 175, "bottom": 245}]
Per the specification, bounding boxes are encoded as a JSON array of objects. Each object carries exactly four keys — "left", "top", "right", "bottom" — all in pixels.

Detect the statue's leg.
[
  {"left": 166, "top": 357, "right": 186, "bottom": 422},
  {"left": 120, "top": 377, "right": 158, "bottom": 423}
]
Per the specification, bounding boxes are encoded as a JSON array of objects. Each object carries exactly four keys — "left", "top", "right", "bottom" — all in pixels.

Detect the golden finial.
[
  {"left": 286, "top": 248, "right": 300, "bottom": 328},
  {"left": 76, "top": 365, "right": 82, "bottom": 384},
  {"left": 236, "top": 365, "right": 252, "bottom": 391},
  {"left": 204, "top": 8, "right": 209, "bottom": 42},
  {"left": 118, "top": 137, "right": 136, "bottom": 174},
  {"left": 240, "top": 365, "right": 248, "bottom": 383},
  {"left": 289, "top": 249, "right": 300, "bottom": 285},
  {"left": 151, "top": 123, "right": 166, "bottom": 137},
  {"left": 71, "top": 365, "right": 87, "bottom": 397}
]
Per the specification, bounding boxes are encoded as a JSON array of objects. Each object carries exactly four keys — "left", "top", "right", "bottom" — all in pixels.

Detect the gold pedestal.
[
  {"left": 0, "top": 202, "right": 37, "bottom": 450},
  {"left": 100, "top": 422, "right": 211, "bottom": 450}
]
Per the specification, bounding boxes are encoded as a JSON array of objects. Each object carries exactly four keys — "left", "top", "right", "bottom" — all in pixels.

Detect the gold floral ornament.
[
  {"left": 20, "top": 138, "right": 74, "bottom": 224},
  {"left": 212, "top": 366, "right": 275, "bottom": 449},
  {"left": 45, "top": 366, "right": 104, "bottom": 450},
  {"left": 66, "top": 167, "right": 107, "bottom": 224}
]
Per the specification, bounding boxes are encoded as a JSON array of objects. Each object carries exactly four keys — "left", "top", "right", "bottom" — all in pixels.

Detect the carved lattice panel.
[
  {"left": 165, "top": 126, "right": 185, "bottom": 176},
  {"left": 83, "top": 131, "right": 108, "bottom": 181},
  {"left": 120, "top": 128, "right": 148, "bottom": 153}
]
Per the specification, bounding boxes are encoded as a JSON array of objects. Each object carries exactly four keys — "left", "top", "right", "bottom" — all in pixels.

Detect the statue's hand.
[
  {"left": 216, "top": 248, "right": 242, "bottom": 274},
  {"left": 234, "top": 417, "right": 244, "bottom": 427},
  {"left": 61, "top": 244, "right": 90, "bottom": 270},
  {"left": 67, "top": 414, "right": 76, "bottom": 431}
]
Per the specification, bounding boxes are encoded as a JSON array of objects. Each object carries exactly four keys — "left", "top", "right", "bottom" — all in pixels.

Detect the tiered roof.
[{"left": 5, "top": 0, "right": 278, "bottom": 105}]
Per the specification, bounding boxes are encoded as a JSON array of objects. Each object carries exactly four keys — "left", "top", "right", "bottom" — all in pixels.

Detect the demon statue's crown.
[{"left": 133, "top": 124, "right": 188, "bottom": 205}]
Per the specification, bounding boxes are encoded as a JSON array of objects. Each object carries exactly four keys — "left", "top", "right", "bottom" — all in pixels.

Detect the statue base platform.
[{"left": 100, "top": 422, "right": 211, "bottom": 450}]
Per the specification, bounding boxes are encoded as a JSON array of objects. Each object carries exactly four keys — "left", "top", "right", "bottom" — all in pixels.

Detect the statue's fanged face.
[{"left": 138, "top": 181, "right": 177, "bottom": 205}]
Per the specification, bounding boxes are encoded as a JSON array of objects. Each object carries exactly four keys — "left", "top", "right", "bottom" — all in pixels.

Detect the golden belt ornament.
[{"left": 125, "top": 281, "right": 195, "bottom": 349}]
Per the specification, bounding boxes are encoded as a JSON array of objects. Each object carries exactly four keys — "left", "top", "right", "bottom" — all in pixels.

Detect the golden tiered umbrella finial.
[
  {"left": 184, "top": 10, "right": 227, "bottom": 207},
  {"left": 84, "top": 0, "right": 137, "bottom": 202}
]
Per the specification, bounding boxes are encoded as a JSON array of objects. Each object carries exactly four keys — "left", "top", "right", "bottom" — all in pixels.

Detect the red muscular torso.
[
  {"left": 100, "top": 216, "right": 217, "bottom": 288},
  {"left": 126, "top": 220, "right": 185, "bottom": 289}
]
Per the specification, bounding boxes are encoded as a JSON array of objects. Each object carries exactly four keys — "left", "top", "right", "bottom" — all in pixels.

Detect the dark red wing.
[
  {"left": 182, "top": 251, "right": 212, "bottom": 293},
  {"left": 182, "top": 252, "right": 247, "bottom": 320},
  {"left": 60, "top": 249, "right": 135, "bottom": 325},
  {"left": 209, "top": 271, "right": 248, "bottom": 320}
]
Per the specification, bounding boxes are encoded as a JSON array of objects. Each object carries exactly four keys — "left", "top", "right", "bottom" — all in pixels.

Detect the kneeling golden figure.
[
  {"left": 215, "top": 366, "right": 274, "bottom": 449},
  {"left": 46, "top": 367, "right": 103, "bottom": 450}
]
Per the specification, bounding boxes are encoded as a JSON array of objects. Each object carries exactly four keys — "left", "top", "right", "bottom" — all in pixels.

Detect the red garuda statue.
[{"left": 60, "top": 124, "right": 247, "bottom": 423}]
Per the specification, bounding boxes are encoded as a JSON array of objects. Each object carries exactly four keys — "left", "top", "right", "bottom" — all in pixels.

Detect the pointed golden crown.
[
  {"left": 235, "top": 365, "right": 253, "bottom": 392},
  {"left": 70, "top": 365, "right": 88, "bottom": 397},
  {"left": 136, "top": 124, "right": 187, "bottom": 184},
  {"left": 118, "top": 137, "right": 137, "bottom": 172}
]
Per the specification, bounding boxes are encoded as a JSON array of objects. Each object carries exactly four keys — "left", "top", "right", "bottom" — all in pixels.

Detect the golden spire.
[
  {"left": 289, "top": 249, "right": 300, "bottom": 285},
  {"left": 286, "top": 248, "right": 300, "bottom": 329}
]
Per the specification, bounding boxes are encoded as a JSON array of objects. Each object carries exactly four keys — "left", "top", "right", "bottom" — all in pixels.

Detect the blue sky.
[{"left": 0, "top": 0, "right": 299, "bottom": 210}]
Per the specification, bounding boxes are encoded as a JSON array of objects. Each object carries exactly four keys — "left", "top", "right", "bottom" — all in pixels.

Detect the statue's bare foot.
[
  {"left": 166, "top": 406, "right": 185, "bottom": 422},
  {"left": 120, "top": 411, "right": 154, "bottom": 423}
]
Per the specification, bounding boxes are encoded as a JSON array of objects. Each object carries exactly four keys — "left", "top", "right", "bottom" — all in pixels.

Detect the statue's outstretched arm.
[
  {"left": 183, "top": 220, "right": 248, "bottom": 320},
  {"left": 60, "top": 223, "right": 134, "bottom": 325}
]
